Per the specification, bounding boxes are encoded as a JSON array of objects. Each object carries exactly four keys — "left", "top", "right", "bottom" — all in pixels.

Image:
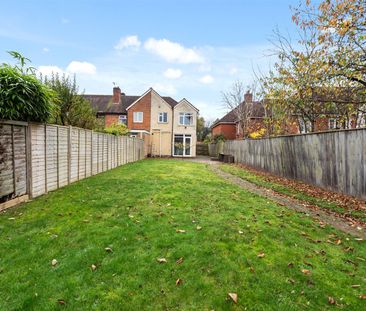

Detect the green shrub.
[
  {"left": 0, "top": 51, "right": 56, "bottom": 122},
  {"left": 103, "top": 122, "right": 129, "bottom": 136}
]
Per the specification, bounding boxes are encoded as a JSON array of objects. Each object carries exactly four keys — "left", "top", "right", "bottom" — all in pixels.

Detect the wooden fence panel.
[
  {"left": 0, "top": 124, "right": 15, "bottom": 198},
  {"left": 31, "top": 124, "right": 46, "bottom": 197},
  {"left": 58, "top": 126, "right": 69, "bottom": 187},
  {"left": 46, "top": 125, "right": 58, "bottom": 192},
  {"left": 223, "top": 128, "right": 366, "bottom": 200},
  {"left": 13, "top": 125, "right": 27, "bottom": 197},
  {"left": 1, "top": 120, "right": 145, "bottom": 203}
]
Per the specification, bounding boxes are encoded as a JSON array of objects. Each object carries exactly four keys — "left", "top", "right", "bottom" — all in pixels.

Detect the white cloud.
[
  {"left": 66, "top": 61, "right": 96, "bottom": 75},
  {"left": 144, "top": 38, "right": 204, "bottom": 64},
  {"left": 38, "top": 65, "right": 64, "bottom": 77},
  {"left": 163, "top": 68, "right": 182, "bottom": 79},
  {"left": 42, "top": 47, "right": 49, "bottom": 53},
  {"left": 152, "top": 83, "right": 177, "bottom": 95},
  {"left": 199, "top": 74, "right": 214, "bottom": 84},
  {"left": 114, "top": 35, "right": 141, "bottom": 50}
]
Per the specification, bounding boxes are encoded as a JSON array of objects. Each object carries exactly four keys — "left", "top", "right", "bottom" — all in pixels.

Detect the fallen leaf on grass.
[
  {"left": 328, "top": 297, "right": 336, "bottom": 305},
  {"left": 176, "top": 257, "right": 184, "bottom": 265},
  {"left": 351, "top": 285, "right": 360, "bottom": 288},
  {"left": 301, "top": 269, "right": 311, "bottom": 275},
  {"left": 228, "top": 293, "right": 238, "bottom": 303},
  {"left": 288, "top": 262, "right": 294, "bottom": 268},
  {"left": 175, "top": 278, "right": 182, "bottom": 286},
  {"left": 196, "top": 226, "right": 202, "bottom": 230},
  {"left": 360, "top": 294, "right": 366, "bottom": 299},
  {"left": 51, "top": 259, "right": 58, "bottom": 267},
  {"left": 57, "top": 299, "right": 66, "bottom": 305},
  {"left": 91, "top": 264, "right": 97, "bottom": 271},
  {"left": 257, "top": 252, "right": 265, "bottom": 258},
  {"left": 105, "top": 247, "right": 113, "bottom": 253},
  {"left": 249, "top": 266, "right": 255, "bottom": 273},
  {"left": 176, "top": 229, "right": 186, "bottom": 233},
  {"left": 238, "top": 230, "right": 243, "bottom": 234},
  {"left": 157, "top": 258, "right": 167, "bottom": 264},
  {"left": 335, "top": 239, "right": 342, "bottom": 245}
]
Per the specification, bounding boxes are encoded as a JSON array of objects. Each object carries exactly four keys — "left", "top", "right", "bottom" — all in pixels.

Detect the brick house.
[
  {"left": 211, "top": 92, "right": 280, "bottom": 139},
  {"left": 84, "top": 87, "right": 199, "bottom": 157},
  {"left": 211, "top": 92, "right": 365, "bottom": 140}
]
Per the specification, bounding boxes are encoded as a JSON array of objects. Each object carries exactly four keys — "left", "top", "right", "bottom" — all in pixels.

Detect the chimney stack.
[
  {"left": 244, "top": 91, "right": 253, "bottom": 103},
  {"left": 113, "top": 86, "right": 121, "bottom": 104}
]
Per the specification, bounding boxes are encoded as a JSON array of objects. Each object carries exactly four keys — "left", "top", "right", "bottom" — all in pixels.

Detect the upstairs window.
[
  {"left": 118, "top": 115, "right": 127, "bottom": 125},
  {"left": 158, "top": 112, "right": 168, "bottom": 123},
  {"left": 179, "top": 112, "right": 193, "bottom": 125},
  {"left": 133, "top": 112, "right": 143, "bottom": 123}
]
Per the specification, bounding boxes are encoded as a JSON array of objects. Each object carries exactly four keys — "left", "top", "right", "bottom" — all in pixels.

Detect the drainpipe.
[{"left": 171, "top": 108, "right": 175, "bottom": 156}]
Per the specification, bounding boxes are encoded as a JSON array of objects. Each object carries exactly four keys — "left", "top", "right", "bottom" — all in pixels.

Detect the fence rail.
[
  {"left": 222, "top": 128, "right": 366, "bottom": 200},
  {"left": 0, "top": 120, "right": 144, "bottom": 207}
]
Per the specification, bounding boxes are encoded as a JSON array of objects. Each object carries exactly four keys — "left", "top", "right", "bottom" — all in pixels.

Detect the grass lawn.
[
  {"left": 219, "top": 164, "right": 366, "bottom": 222},
  {"left": 0, "top": 159, "right": 365, "bottom": 310}
]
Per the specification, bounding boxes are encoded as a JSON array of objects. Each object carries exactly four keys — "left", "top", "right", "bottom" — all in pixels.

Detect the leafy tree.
[
  {"left": 258, "top": 0, "right": 366, "bottom": 132},
  {"left": 0, "top": 51, "right": 56, "bottom": 122},
  {"left": 196, "top": 116, "right": 210, "bottom": 141},
  {"left": 103, "top": 122, "right": 129, "bottom": 136},
  {"left": 42, "top": 73, "right": 102, "bottom": 130}
]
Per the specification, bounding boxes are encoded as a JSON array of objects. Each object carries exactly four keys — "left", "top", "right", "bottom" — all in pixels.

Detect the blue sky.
[{"left": 0, "top": 0, "right": 301, "bottom": 121}]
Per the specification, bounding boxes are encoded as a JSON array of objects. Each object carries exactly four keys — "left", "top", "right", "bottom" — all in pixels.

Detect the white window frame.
[
  {"left": 133, "top": 112, "right": 143, "bottom": 123},
  {"left": 118, "top": 115, "right": 127, "bottom": 124},
  {"left": 328, "top": 118, "right": 337, "bottom": 130},
  {"left": 158, "top": 112, "right": 168, "bottom": 123},
  {"left": 179, "top": 112, "right": 193, "bottom": 125}
]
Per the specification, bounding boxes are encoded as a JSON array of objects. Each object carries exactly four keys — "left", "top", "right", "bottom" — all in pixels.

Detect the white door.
[{"left": 173, "top": 134, "right": 192, "bottom": 156}]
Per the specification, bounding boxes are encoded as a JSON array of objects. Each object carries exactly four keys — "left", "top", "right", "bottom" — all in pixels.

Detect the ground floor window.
[{"left": 173, "top": 134, "right": 192, "bottom": 156}]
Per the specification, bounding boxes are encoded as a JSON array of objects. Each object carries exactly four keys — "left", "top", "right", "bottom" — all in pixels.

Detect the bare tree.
[{"left": 221, "top": 81, "right": 254, "bottom": 138}]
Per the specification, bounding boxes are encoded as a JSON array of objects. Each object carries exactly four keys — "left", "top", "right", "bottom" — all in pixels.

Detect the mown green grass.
[
  {"left": 0, "top": 159, "right": 365, "bottom": 310},
  {"left": 220, "top": 164, "right": 366, "bottom": 222}
]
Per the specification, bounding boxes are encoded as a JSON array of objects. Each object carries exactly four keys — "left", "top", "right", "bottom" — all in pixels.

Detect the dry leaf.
[
  {"left": 51, "top": 259, "right": 58, "bottom": 267},
  {"left": 105, "top": 247, "right": 113, "bottom": 253},
  {"left": 301, "top": 269, "right": 311, "bottom": 275},
  {"left": 175, "top": 278, "right": 182, "bottom": 286},
  {"left": 360, "top": 294, "right": 366, "bottom": 299},
  {"left": 176, "top": 229, "right": 186, "bottom": 233},
  {"left": 228, "top": 293, "right": 238, "bottom": 304},
  {"left": 249, "top": 266, "right": 255, "bottom": 273},
  {"left": 238, "top": 230, "right": 244, "bottom": 234},
  {"left": 288, "top": 262, "right": 294, "bottom": 268},
  {"left": 351, "top": 285, "right": 360, "bottom": 288},
  {"left": 196, "top": 226, "right": 202, "bottom": 230},
  {"left": 328, "top": 296, "right": 336, "bottom": 305},
  {"left": 57, "top": 299, "right": 65, "bottom": 305},
  {"left": 335, "top": 239, "right": 342, "bottom": 245},
  {"left": 157, "top": 258, "right": 167, "bottom": 264},
  {"left": 176, "top": 257, "right": 184, "bottom": 265},
  {"left": 257, "top": 252, "right": 265, "bottom": 258},
  {"left": 91, "top": 264, "right": 97, "bottom": 271}
]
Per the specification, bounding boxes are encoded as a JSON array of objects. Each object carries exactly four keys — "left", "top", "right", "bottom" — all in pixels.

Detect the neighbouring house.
[
  {"left": 84, "top": 87, "right": 199, "bottom": 157},
  {"left": 211, "top": 92, "right": 366, "bottom": 140},
  {"left": 211, "top": 92, "right": 280, "bottom": 140}
]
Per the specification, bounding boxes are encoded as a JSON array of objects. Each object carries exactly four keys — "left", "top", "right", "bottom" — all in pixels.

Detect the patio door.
[{"left": 173, "top": 134, "right": 192, "bottom": 156}]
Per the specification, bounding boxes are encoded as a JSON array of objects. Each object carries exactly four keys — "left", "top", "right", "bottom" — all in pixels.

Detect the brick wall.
[
  {"left": 127, "top": 92, "right": 151, "bottom": 131},
  {"left": 212, "top": 123, "right": 237, "bottom": 140},
  {"left": 105, "top": 115, "right": 119, "bottom": 127}
]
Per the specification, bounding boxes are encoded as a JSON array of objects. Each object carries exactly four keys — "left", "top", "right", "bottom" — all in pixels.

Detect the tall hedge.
[{"left": 0, "top": 53, "right": 56, "bottom": 122}]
